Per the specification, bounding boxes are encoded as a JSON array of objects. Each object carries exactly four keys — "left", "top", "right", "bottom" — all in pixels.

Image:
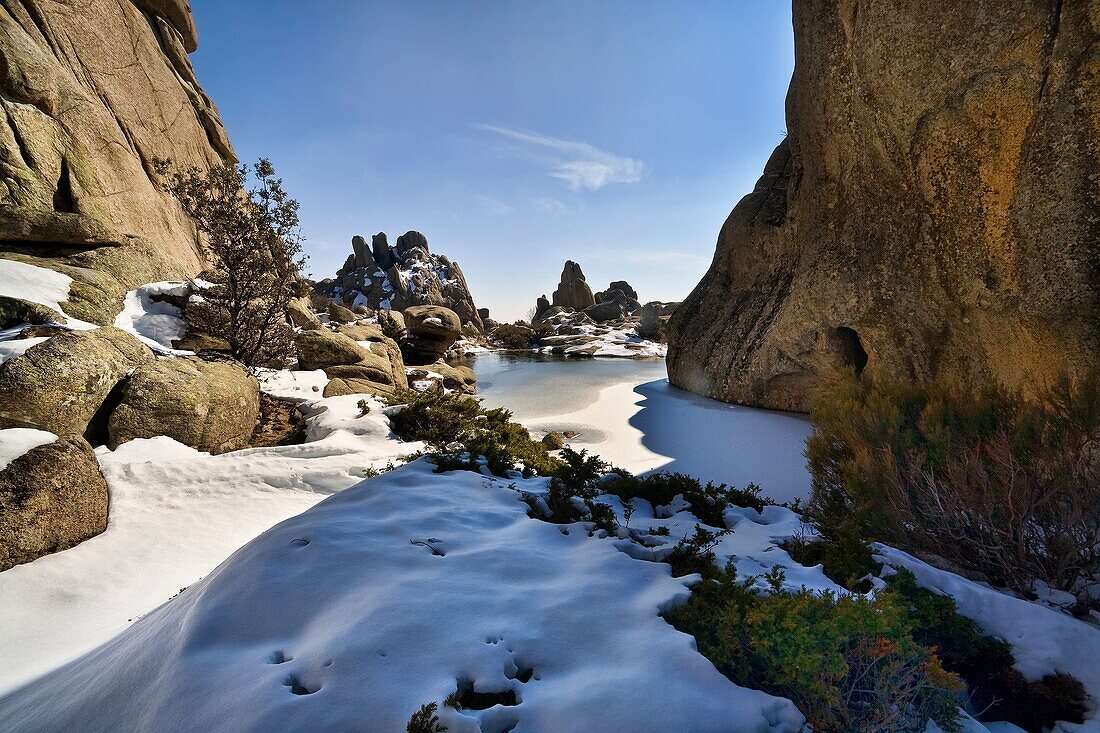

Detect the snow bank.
[
  {"left": 112, "top": 282, "right": 192, "bottom": 355},
  {"left": 254, "top": 368, "right": 329, "bottom": 401},
  {"left": 0, "top": 335, "right": 48, "bottom": 366},
  {"left": 0, "top": 459, "right": 805, "bottom": 733},
  {"left": 876, "top": 546, "right": 1100, "bottom": 732},
  {"left": 0, "top": 428, "right": 57, "bottom": 472},
  {"left": 0, "top": 259, "right": 97, "bottom": 330},
  {"left": 0, "top": 394, "right": 418, "bottom": 694}
]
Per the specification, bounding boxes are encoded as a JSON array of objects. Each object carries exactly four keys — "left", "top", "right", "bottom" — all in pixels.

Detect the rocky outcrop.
[
  {"left": 638, "top": 301, "right": 679, "bottom": 342},
  {"left": 107, "top": 357, "right": 260, "bottom": 454},
  {"left": 551, "top": 261, "right": 595, "bottom": 311},
  {"left": 286, "top": 297, "right": 323, "bottom": 331},
  {"left": 0, "top": 0, "right": 234, "bottom": 324},
  {"left": 296, "top": 327, "right": 407, "bottom": 398},
  {"left": 668, "top": 1, "right": 1099, "bottom": 412},
  {"left": 317, "top": 231, "right": 484, "bottom": 331},
  {"left": 0, "top": 327, "right": 153, "bottom": 440},
  {"left": 0, "top": 433, "right": 109, "bottom": 570},
  {"left": 400, "top": 305, "right": 461, "bottom": 366}
]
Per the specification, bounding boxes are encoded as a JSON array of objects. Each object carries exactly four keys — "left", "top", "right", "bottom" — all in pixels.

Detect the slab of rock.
[
  {"left": 295, "top": 330, "right": 370, "bottom": 371},
  {"left": 667, "top": 2, "right": 1099, "bottom": 411},
  {"left": 401, "top": 305, "right": 462, "bottom": 365},
  {"left": 0, "top": 327, "right": 153, "bottom": 439},
  {"left": 638, "top": 301, "right": 678, "bottom": 342},
  {"left": 584, "top": 300, "right": 626, "bottom": 323},
  {"left": 0, "top": 434, "right": 109, "bottom": 571},
  {"left": 287, "top": 297, "right": 323, "bottom": 331},
  {"left": 107, "top": 357, "right": 259, "bottom": 454},
  {"left": 336, "top": 323, "right": 385, "bottom": 342},
  {"left": 0, "top": 0, "right": 235, "bottom": 325},
  {"left": 327, "top": 301, "right": 359, "bottom": 325},
  {"left": 551, "top": 261, "right": 595, "bottom": 311},
  {"left": 378, "top": 309, "right": 407, "bottom": 341}
]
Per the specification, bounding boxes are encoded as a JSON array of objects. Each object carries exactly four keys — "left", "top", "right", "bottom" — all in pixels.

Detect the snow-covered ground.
[
  {"left": 112, "top": 281, "right": 192, "bottom": 354},
  {"left": 2, "top": 361, "right": 1097, "bottom": 730},
  {"left": 0, "top": 394, "right": 419, "bottom": 694}
]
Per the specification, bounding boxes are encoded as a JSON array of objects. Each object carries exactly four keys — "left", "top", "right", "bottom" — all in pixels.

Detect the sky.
[{"left": 190, "top": 1, "right": 794, "bottom": 322}]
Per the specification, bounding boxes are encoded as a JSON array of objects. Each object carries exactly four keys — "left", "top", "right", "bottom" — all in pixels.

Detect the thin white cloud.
[
  {"left": 472, "top": 194, "right": 513, "bottom": 216},
  {"left": 476, "top": 124, "right": 644, "bottom": 191},
  {"left": 532, "top": 197, "right": 567, "bottom": 214}
]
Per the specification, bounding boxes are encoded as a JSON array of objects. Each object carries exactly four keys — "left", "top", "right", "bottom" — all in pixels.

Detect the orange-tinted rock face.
[
  {"left": 0, "top": 0, "right": 234, "bottom": 323},
  {"left": 668, "top": 0, "right": 1099, "bottom": 412}
]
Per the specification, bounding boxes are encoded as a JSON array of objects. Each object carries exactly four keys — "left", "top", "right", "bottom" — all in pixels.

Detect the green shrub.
[
  {"left": 667, "top": 568, "right": 963, "bottom": 733},
  {"left": 491, "top": 323, "right": 538, "bottom": 349},
  {"left": 805, "top": 373, "right": 1100, "bottom": 599},
  {"left": 406, "top": 702, "right": 447, "bottom": 733},
  {"left": 885, "top": 570, "right": 1087, "bottom": 732},
  {"left": 384, "top": 389, "right": 560, "bottom": 478},
  {"left": 665, "top": 524, "right": 730, "bottom": 578},
  {"left": 602, "top": 471, "right": 772, "bottom": 527}
]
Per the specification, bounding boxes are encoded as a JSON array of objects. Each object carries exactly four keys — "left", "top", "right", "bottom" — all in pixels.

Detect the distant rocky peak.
[{"left": 318, "top": 231, "right": 483, "bottom": 331}]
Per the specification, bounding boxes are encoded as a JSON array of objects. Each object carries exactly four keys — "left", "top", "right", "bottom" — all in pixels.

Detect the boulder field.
[{"left": 667, "top": 1, "right": 1099, "bottom": 412}]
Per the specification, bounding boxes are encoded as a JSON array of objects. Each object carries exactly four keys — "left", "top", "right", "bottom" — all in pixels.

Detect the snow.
[
  {"left": 0, "top": 459, "right": 806, "bottom": 733},
  {"left": 525, "top": 379, "right": 813, "bottom": 505},
  {"left": 0, "top": 394, "right": 419, "bottom": 695},
  {"left": 0, "top": 336, "right": 48, "bottom": 366},
  {"left": 0, "top": 428, "right": 57, "bottom": 472},
  {"left": 254, "top": 368, "right": 329, "bottom": 401},
  {"left": 876, "top": 545, "right": 1100, "bottom": 732},
  {"left": 112, "top": 281, "right": 192, "bottom": 355},
  {"left": 0, "top": 259, "right": 97, "bottom": 330}
]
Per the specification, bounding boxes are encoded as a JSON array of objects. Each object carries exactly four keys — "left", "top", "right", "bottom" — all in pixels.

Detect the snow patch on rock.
[{"left": 0, "top": 428, "right": 58, "bottom": 472}]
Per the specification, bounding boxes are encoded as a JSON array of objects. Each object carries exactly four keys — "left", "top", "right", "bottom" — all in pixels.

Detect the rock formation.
[
  {"left": 0, "top": 327, "right": 154, "bottom": 440},
  {"left": 668, "top": 1, "right": 1099, "bottom": 412},
  {"left": 551, "top": 261, "right": 596, "bottom": 311},
  {"left": 0, "top": 433, "right": 109, "bottom": 570},
  {"left": 317, "top": 231, "right": 484, "bottom": 331},
  {"left": 0, "top": 0, "right": 234, "bottom": 324},
  {"left": 400, "top": 305, "right": 462, "bottom": 365},
  {"left": 106, "top": 357, "right": 261, "bottom": 455}
]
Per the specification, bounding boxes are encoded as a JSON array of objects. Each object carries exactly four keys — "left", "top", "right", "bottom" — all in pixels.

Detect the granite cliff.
[
  {"left": 667, "top": 0, "right": 1099, "bottom": 412},
  {"left": 0, "top": 0, "right": 233, "bottom": 324}
]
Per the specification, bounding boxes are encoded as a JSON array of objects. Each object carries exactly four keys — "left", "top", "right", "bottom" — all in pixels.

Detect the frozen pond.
[{"left": 467, "top": 352, "right": 813, "bottom": 504}]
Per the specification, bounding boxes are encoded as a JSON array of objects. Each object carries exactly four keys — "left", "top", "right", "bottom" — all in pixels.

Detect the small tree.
[{"left": 155, "top": 157, "right": 306, "bottom": 366}]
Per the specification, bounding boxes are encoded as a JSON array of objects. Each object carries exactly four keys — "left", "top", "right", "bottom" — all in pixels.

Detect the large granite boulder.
[
  {"left": 287, "top": 297, "right": 322, "bottom": 331},
  {"left": 668, "top": 2, "right": 1100, "bottom": 412},
  {"left": 584, "top": 300, "right": 626, "bottom": 324},
  {"left": 378, "top": 309, "right": 407, "bottom": 341},
  {"left": 0, "top": 432, "right": 109, "bottom": 571},
  {"left": 318, "top": 231, "right": 484, "bottom": 331},
  {"left": 322, "top": 338, "right": 408, "bottom": 398},
  {"left": 327, "top": 301, "right": 359, "bottom": 325},
  {"left": 0, "top": 327, "right": 153, "bottom": 440},
  {"left": 107, "top": 357, "right": 260, "bottom": 454},
  {"left": 0, "top": 0, "right": 234, "bottom": 325},
  {"left": 295, "top": 330, "right": 370, "bottom": 371},
  {"left": 400, "top": 305, "right": 462, "bottom": 365},
  {"left": 638, "top": 301, "right": 678, "bottom": 342},
  {"left": 551, "top": 261, "right": 595, "bottom": 311}
]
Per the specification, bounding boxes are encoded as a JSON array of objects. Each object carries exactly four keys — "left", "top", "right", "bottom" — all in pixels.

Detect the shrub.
[
  {"left": 885, "top": 570, "right": 1087, "bottom": 732},
  {"left": 384, "top": 389, "right": 560, "bottom": 478},
  {"left": 491, "top": 323, "right": 538, "bottom": 349},
  {"left": 155, "top": 157, "right": 306, "bottom": 366},
  {"left": 406, "top": 702, "right": 447, "bottom": 733},
  {"left": 805, "top": 373, "right": 1100, "bottom": 600},
  {"left": 667, "top": 567, "right": 963, "bottom": 733},
  {"left": 602, "top": 471, "right": 772, "bottom": 527},
  {"left": 665, "top": 524, "right": 730, "bottom": 578}
]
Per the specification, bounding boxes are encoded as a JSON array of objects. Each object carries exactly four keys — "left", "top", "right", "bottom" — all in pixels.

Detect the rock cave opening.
[{"left": 832, "top": 326, "right": 868, "bottom": 377}]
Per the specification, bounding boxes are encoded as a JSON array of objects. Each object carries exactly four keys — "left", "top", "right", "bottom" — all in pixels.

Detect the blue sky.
[{"left": 190, "top": 1, "right": 794, "bottom": 321}]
